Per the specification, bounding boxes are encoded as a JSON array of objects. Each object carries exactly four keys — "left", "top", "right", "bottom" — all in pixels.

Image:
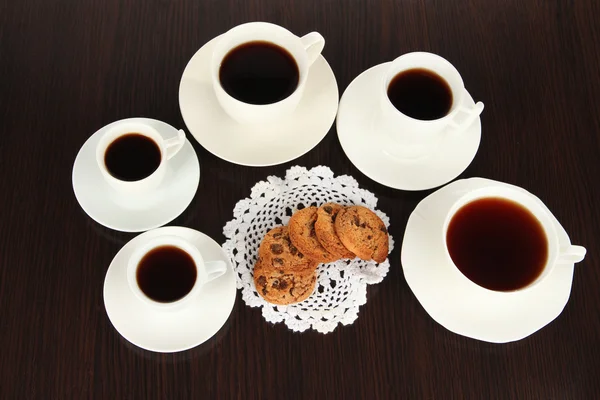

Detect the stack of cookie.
[{"left": 254, "top": 204, "right": 389, "bottom": 305}]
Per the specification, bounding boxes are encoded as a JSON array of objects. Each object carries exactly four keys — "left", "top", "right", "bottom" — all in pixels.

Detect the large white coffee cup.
[
  {"left": 376, "top": 52, "right": 484, "bottom": 159},
  {"left": 442, "top": 185, "right": 586, "bottom": 293},
  {"left": 127, "top": 235, "right": 227, "bottom": 311},
  {"left": 211, "top": 22, "right": 325, "bottom": 124},
  {"left": 96, "top": 121, "right": 186, "bottom": 194}
]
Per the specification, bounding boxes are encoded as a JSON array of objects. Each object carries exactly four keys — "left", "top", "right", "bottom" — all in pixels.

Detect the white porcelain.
[
  {"left": 442, "top": 184, "right": 586, "bottom": 292},
  {"left": 96, "top": 121, "right": 186, "bottom": 194},
  {"left": 211, "top": 21, "right": 325, "bottom": 124},
  {"left": 401, "top": 178, "right": 587, "bottom": 343},
  {"left": 73, "top": 118, "right": 200, "bottom": 232},
  {"left": 179, "top": 35, "right": 338, "bottom": 166},
  {"left": 127, "top": 235, "right": 227, "bottom": 311},
  {"left": 378, "top": 52, "right": 484, "bottom": 159},
  {"left": 104, "top": 226, "right": 237, "bottom": 353},
  {"left": 337, "top": 62, "right": 481, "bottom": 191}
]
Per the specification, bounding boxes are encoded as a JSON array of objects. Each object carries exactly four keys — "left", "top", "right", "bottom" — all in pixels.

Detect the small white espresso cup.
[
  {"left": 442, "top": 185, "right": 586, "bottom": 293},
  {"left": 376, "top": 52, "right": 485, "bottom": 159},
  {"left": 96, "top": 121, "right": 186, "bottom": 194},
  {"left": 127, "top": 235, "right": 227, "bottom": 311},
  {"left": 211, "top": 22, "right": 325, "bottom": 124}
]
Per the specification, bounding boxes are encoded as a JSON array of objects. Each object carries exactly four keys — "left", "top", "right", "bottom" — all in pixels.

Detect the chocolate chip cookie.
[
  {"left": 253, "top": 256, "right": 318, "bottom": 305},
  {"left": 334, "top": 205, "right": 389, "bottom": 263},
  {"left": 314, "top": 203, "right": 355, "bottom": 259},
  {"left": 258, "top": 226, "right": 315, "bottom": 272},
  {"left": 288, "top": 206, "right": 339, "bottom": 263}
]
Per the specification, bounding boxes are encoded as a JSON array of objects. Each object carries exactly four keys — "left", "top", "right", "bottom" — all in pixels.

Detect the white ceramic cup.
[
  {"left": 376, "top": 52, "right": 485, "bottom": 159},
  {"left": 442, "top": 185, "right": 586, "bottom": 293},
  {"left": 211, "top": 21, "right": 325, "bottom": 124},
  {"left": 96, "top": 121, "right": 186, "bottom": 194},
  {"left": 127, "top": 235, "right": 227, "bottom": 311}
]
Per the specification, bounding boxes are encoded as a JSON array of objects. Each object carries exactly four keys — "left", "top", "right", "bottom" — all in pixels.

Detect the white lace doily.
[{"left": 223, "top": 166, "right": 394, "bottom": 333}]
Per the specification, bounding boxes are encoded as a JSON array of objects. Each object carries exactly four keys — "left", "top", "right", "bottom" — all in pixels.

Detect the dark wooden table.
[{"left": 1, "top": 0, "right": 599, "bottom": 398}]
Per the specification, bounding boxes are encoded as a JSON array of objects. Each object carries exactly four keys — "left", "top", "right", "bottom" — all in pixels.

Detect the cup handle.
[
  {"left": 163, "top": 129, "right": 186, "bottom": 160},
  {"left": 557, "top": 245, "right": 587, "bottom": 264},
  {"left": 447, "top": 90, "right": 484, "bottom": 133},
  {"left": 300, "top": 32, "right": 325, "bottom": 66},
  {"left": 204, "top": 260, "right": 228, "bottom": 282}
]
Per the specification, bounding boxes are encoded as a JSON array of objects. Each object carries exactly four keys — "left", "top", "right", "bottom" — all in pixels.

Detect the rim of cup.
[
  {"left": 382, "top": 52, "right": 467, "bottom": 123},
  {"left": 211, "top": 21, "right": 310, "bottom": 107},
  {"left": 127, "top": 236, "right": 204, "bottom": 310},
  {"left": 96, "top": 122, "right": 165, "bottom": 184},
  {"left": 442, "top": 186, "right": 560, "bottom": 294}
]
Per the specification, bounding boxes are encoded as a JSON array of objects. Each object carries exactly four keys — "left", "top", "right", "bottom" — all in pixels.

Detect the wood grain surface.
[{"left": 1, "top": 0, "right": 599, "bottom": 399}]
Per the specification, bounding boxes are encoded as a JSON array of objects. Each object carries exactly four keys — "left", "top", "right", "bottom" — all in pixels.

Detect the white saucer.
[
  {"left": 179, "top": 36, "right": 339, "bottom": 167},
  {"left": 72, "top": 118, "right": 200, "bottom": 232},
  {"left": 103, "top": 226, "right": 237, "bottom": 353},
  {"left": 337, "top": 63, "right": 482, "bottom": 191},
  {"left": 401, "top": 178, "right": 575, "bottom": 343}
]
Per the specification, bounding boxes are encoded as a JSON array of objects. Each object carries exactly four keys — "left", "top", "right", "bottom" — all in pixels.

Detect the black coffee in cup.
[
  {"left": 446, "top": 197, "right": 548, "bottom": 292},
  {"left": 136, "top": 245, "right": 197, "bottom": 303},
  {"left": 219, "top": 41, "right": 299, "bottom": 105},
  {"left": 387, "top": 68, "right": 453, "bottom": 120},
  {"left": 104, "top": 133, "right": 161, "bottom": 181}
]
